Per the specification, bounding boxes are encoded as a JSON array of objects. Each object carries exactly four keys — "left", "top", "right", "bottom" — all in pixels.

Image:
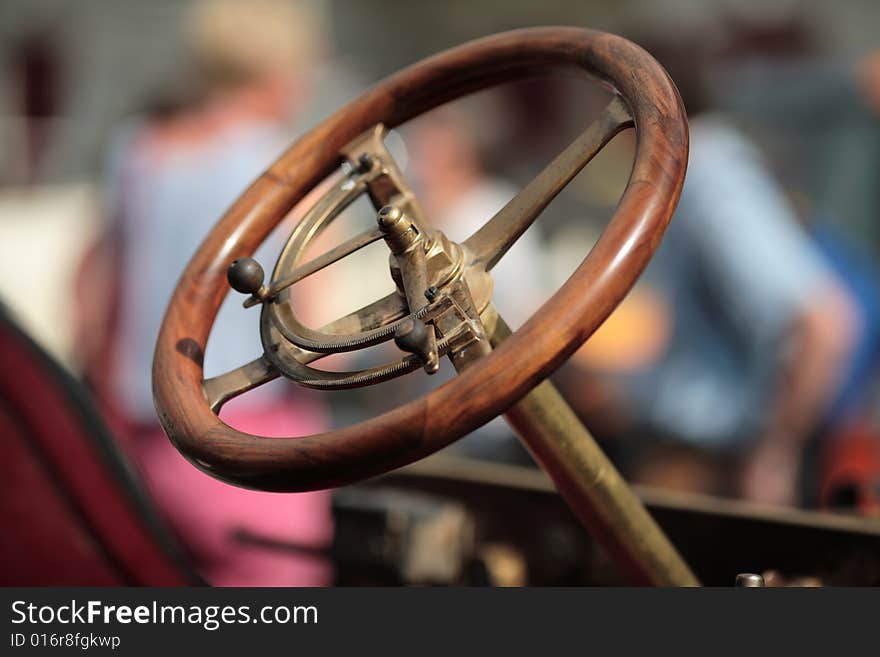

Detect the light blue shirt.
[
  {"left": 622, "top": 117, "right": 833, "bottom": 449},
  {"left": 109, "top": 119, "right": 291, "bottom": 421}
]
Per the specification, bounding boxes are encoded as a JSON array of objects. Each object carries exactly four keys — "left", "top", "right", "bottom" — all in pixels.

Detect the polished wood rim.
[{"left": 153, "top": 27, "right": 688, "bottom": 491}]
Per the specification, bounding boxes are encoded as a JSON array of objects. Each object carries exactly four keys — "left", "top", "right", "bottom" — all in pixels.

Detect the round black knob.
[{"left": 227, "top": 257, "right": 264, "bottom": 295}]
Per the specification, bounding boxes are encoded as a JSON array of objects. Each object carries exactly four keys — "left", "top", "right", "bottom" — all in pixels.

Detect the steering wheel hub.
[{"left": 225, "top": 124, "right": 496, "bottom": 391}]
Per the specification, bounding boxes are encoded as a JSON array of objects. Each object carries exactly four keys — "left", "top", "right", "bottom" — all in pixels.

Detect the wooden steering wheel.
[{"left": 153, "top": 27, "right": 693, "bottom": 585}]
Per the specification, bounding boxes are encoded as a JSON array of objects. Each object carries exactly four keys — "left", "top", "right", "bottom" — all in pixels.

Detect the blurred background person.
[
  {"left": 559, "top": 32, "right": 871, "bottom": 508},
  {"left": 705, "top": 22, "right": 880, "bottom": 512},
  {"left": 74, "top": 0, "right": 343, "bottom": 586}
]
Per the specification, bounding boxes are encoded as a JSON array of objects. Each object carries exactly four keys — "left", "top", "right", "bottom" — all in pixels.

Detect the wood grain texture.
[{"left": 153, "top": 27, "right": 688, "bottom": 491}]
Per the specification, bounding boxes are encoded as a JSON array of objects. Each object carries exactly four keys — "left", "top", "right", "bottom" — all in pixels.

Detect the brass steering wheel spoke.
[
  {"left": 205, "top": 291, "right": 411, "bottom": 411},
  {"left": 252, "top": 227, "right": 386, "bottom": 306},
  {"left": 465, "top": 95, "right": 633, "bottom": 271},
  {"left": 202, "top": 356, "right": 281, "bottom": 414},
  {"left": 341, "top": 124, "right": 430, "bottom": 229}
]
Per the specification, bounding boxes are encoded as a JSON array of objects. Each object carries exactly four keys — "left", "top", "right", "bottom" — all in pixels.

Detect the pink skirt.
[{"left": 132, "top": 394, "right": 333, "bottom": 587}]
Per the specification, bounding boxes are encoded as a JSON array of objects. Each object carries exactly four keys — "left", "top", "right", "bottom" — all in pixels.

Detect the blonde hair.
[{"left": 185, "top": 0, "right": 325, "bottom": 88}]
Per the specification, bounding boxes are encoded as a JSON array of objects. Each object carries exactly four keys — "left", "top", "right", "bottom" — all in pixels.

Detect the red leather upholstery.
[{"left": 0, "top": 307, "right": 196, "bottom": 585}]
